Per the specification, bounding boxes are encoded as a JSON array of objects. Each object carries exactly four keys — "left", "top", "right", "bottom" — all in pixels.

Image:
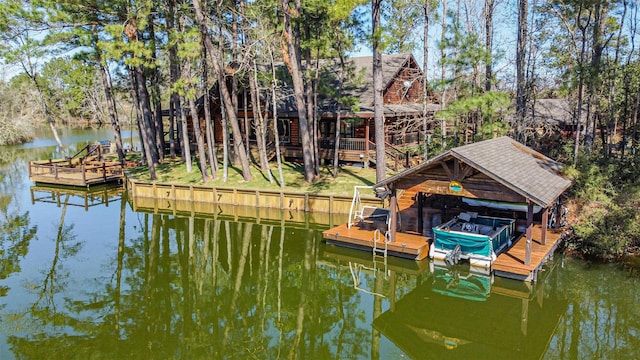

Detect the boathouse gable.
[
  {"left": 376, "top": 136, "right": 572, "bottom": 209},
  {"left": 389, "top": 154, "right": 528, "bottom": 205}
]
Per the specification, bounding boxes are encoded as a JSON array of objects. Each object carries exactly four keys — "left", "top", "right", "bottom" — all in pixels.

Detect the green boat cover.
[{"left": 432, "top": 228, "right": 492, "bottom": 257}]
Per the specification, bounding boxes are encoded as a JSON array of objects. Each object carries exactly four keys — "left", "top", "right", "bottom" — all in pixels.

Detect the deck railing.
[
  {"left": 387, "top": 131, "right": 421, "bottom": 146},
  {"left": 318, "top": 137, "right": 366, "bottom": 151},
  {"left": 29, "top": 160, "right": 124, "bottom": 187}
]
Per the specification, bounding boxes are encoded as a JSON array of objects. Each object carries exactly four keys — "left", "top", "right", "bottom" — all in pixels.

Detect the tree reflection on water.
[{"left": 1, "top": 139, "right": 640, "bottom": 359}]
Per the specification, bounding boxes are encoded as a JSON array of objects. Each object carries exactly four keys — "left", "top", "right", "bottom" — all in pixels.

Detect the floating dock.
[{"left": 323, "top": 223, "right": 429, "bottom": 260}]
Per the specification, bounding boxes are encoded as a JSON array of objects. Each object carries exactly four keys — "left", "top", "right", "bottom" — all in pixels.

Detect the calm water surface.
[{"left": 0, "top": 129, "right": 639, "bottom": 359}]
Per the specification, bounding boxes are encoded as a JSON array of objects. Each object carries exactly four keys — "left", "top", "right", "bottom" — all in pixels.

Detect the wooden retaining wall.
[{"left": 126, "top": 178, "right": 383, "bottom": 215}]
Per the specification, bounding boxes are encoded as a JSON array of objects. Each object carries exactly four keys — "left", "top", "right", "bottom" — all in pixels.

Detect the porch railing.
[
  {"left": 387, "top": 131, "right": 421, "bottom": 146},
  {"left": 318, "top": 137, "right": 366, "bottom": 151}
]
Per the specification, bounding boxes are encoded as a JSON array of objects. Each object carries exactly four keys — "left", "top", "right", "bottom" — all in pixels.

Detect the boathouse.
[{"left": 323, "top": 136, "right": 573, "bottom": 281}]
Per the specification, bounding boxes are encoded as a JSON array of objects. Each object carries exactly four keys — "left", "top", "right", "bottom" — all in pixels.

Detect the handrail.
[
  {"left": 367, "top": 140, "right": 402, "bottom": 171},
  {"left": 68, "top": 144, "right": 101, "bottom": 163}
]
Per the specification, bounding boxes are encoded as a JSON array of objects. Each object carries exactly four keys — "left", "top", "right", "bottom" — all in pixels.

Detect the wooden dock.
[
  {"left": 493, "top": 225, "right": 566, "bottom": 282},
  {"left": 323, "top": 219, "right": 566, "bottom": 281},
  {"left": 29, "top": 159, "right": 124, "bottom": 187},
  {"left": 322, "top": 223, "right": 430, "bottom": 260}
]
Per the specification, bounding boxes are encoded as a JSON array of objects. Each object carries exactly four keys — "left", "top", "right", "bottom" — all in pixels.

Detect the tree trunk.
[
  {"left": 422, "top": 0, "right": 430, "bottom": 161},
  {"left": 220, "top": 87, "right": 230, "bottom": 182},
  {"left": 333, "top": 50, "right": 347, "bottom": 178},
  {"left": 270, "top": 51, "right": 286, "bottom": 188},
  {"left": 250, "top": 59, "right": 273, "bottom": 180},
  {"left": 128, "top": 66, "right": 157, "bottom": 180},
  {"left": 166, "top": 0, "right": 179, "bottom": 159},
  {"left": 193, "top": 0, "right": 252, "bottom": 181},
  {"left": 516, "top": 0, "right": 528, "bottom": 142},
  {"left": 440, "top": 0, "right": 448, "bottom": 148},
  {"left": 179, "top": 94, "right": 193, "bottom": 173},
  {"left": 95, "top": 40, "right": 125, "bottom": 163},
  {"left": 281, "top": 0, "right": 315, "bottom": 182},
  {"left": 484, "top": 0, "right": 494, "bottom": 92},
  {"left": 188, "top": 94, "right": 211, "bottom": 182},
  {"left": 373, "top": 0, "right": 386, "bottom": 182},
  {"left": 202, "top": 48, "right": 218, "bottom": 179},
  {"left": 574, "top": 13, "right": 590, "bottom": 163},
  {"left": 148, "top": 17, "right": 165, "bottom": 162}
]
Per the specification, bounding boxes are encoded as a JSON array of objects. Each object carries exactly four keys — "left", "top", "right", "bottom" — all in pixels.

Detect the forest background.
[{"left": 0, "top": 0, "right": 639, "bottom": 262}]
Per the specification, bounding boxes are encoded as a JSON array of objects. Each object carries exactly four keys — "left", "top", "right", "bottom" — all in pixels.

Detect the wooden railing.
[
  {"left": 318, "top": 137, "right": 366, "bottom": 151},
  {"left": 367, "top": 140, "right": 410, "bottom": 171},
  {"left": 29, "top": 160, "right": 124, "bottom": 187},
  {"left": 386, "top": 131, "right": 421, "bottom": 146}
]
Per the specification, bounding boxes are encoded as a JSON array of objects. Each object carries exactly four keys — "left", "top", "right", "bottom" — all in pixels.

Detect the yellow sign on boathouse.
[{"left": 449, "top": 181, "right": 463, "bottom": 193}]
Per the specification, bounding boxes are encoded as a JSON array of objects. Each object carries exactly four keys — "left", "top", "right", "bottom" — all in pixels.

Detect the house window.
[
  {"left": 320, "top": 120, "right": 335, "bottom": 139},
  {"left": 341, "top": 121, "right": 354, "bottom": 138},
  {"left": 278, "top": 119, "right": 291, "bottom": 144}
]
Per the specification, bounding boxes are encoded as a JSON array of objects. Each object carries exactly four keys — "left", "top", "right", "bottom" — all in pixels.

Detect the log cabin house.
[{"left": 175, "top": 53, "right": 440, "bottom": 167}]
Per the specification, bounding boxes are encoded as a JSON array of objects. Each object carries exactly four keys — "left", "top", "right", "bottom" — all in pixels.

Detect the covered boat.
[{"left": 429, "top": 211, "right": 516, "bottom": 274}]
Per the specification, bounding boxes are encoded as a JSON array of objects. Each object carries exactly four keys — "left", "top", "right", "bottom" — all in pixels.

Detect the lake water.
[{"left": 1, "top": 129, "right": 639, "bottom": 359}]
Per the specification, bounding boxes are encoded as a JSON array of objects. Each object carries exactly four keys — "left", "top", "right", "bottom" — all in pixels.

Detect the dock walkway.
[
  {"left": 493, "top": 225, "right": 566, "bottom": 282},
  {"left": 323, "top": 223, "right": 429, "bottom": 260}
]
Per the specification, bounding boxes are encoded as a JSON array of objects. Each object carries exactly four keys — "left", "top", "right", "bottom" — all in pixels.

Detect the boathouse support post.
[
  {"left": 417, "top": 192, "right": 423, "bottom": 235},
  {"left": 541, "top": 207, "right": 548, "bottom": 245},
  {"left": 389, "top": 186, "right": 397, "bottom": 242},
  {"left": 525, "top": 200, "right": 533, "bottom": 266}
]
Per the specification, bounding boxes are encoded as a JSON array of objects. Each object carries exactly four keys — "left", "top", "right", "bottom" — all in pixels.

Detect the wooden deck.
[
  {"left": 324, "top": 197, "right": 567, "bottom": 281},
  {"left": 493, "top": 225, "right": 566, "bottom": 282},
  {"left": 322, "top": 223, "right": 430, "bottom": 260},
  {"left": 29, "top": 159, "right": 124, "bottom": 187}
]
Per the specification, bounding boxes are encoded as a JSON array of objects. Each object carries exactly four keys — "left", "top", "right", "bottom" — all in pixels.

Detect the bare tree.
[
  {"left": 373, "top": 0, "right": 386, "bottom": 182},
  {"left": 193, "top": 0, "right": 253, "bottom": 181},
  {"left": 281, "top": 0, "right": 316, "bottom": 182}
]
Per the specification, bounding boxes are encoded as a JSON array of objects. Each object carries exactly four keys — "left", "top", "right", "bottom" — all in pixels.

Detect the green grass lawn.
[{"left": 126, "top": 158, "right": 386, "bottom": 197}]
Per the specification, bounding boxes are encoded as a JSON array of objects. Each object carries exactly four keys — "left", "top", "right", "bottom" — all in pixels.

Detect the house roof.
[
  {"left": 374, "top": 136, "right": 572, "bottom": 207},
  {"left": 278, "top": 53, "right": 434, "bottom": 118},
  {"left": 174, "top": 53, "right": 435, "bottom": 119},
  {"left": 504, "top": 98, "right": 586, "bottom": 128},
  {"left": 348, "top": 53, "right": 419, "bottom": 107}
]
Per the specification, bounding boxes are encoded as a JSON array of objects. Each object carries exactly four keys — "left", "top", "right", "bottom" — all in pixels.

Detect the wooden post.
[
  {"left": 390, "top": 186, "right": 397, "bottom": 242},
  {"left": 541, "top": 207, "right": 548, "bottom": 245},
  {"left": 417, "top": 192, "right": 423, "bottom": 235},
  {"left": 525, "top": 200, "right": 533, "bottom": 266}
]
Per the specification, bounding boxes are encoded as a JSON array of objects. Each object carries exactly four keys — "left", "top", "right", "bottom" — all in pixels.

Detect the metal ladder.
[{"left": 372, "top": 229, "right": 389, "bottom": 258}]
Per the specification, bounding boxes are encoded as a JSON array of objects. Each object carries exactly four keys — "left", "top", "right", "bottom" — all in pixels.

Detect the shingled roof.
[
  {"left": 375, "top": 136, "right": 572, "bottom": 207},
  {"left": 348, "top": 53, "right": 416, "bottom": 106},
  {"left": 278, "top": 53, "right": 439, "bottom": 117}
]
